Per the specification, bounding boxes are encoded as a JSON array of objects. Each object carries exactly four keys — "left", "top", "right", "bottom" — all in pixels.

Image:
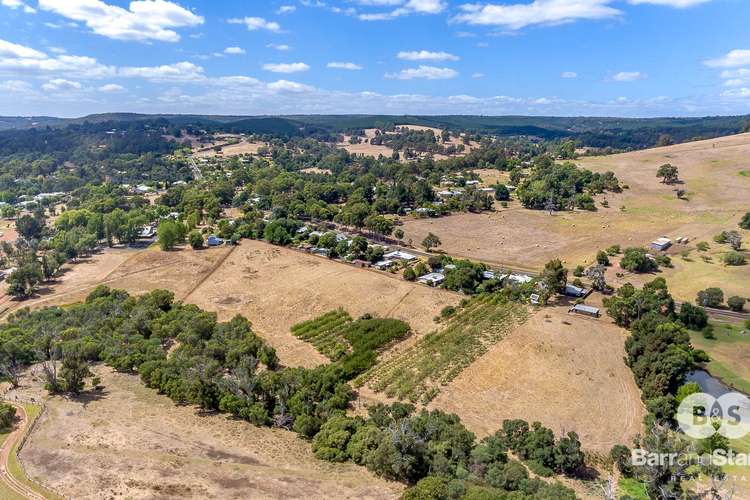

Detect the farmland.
[
  {"left": 428, "top": 305, "right": 645, "bottom": 454},
  {"left": 690, "top": 321, "right": 750, "bottom": 394},
  {"left": 357, "top": 294, "right": 527, "bottom": 404},
  {"left": 402, "top": 133, "right": 750, "bottom": 301}
]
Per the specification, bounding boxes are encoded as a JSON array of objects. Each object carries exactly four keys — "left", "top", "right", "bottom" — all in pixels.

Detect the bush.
[
  {"left": 573, "top": 265, "right": 584, "bottom": 277},
  {"left": 188, "top": 230, "right": 203, "bottom": 249},
  {"left": 403, "top": 476, "right": 450, "bottom": 500},
  {"left": 0, "top": 403, "right": 15, "bottom": 432},
  {"left": 440, "top": 305, "right": 457, "bottom": 319},
  {"left": 697, "top": 287, "right": 724, "bottom": 308},
  {"left": 728, "top": 296, "right": 746, "bottom": 312},
  {"left": 702, "top": 325, "right": 716, "bottom": 339},
  {"left": 723, "top": 251, "right": 746, "bottom": 266},
  {"left": 526, "top": 460, "right": 554, "bottom": 477},
  {"left": 403, "top": 267, "right": 416, "bottom": 281},
  {"left": 596, "top": 250, "right": 610, "bottom": 266},
  {"left": 696, "top": 241, "right": 710, "bottom": 252},
  {"left": 679, "top": 303, "right": 708, "bottom": 330},
  {"left": 620, "top": 247, "right": 658, "bottom": 273},
  {"left": 740, "top": 211, "right": 750, "bottom": 230},
  {"left": 606, "top": 245, "right": 621, "bottom": 256}
]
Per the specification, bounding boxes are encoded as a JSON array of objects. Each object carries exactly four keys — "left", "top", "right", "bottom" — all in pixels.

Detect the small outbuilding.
[
  {"left": 563, "top": 284, "right": 591, "bottom": 298},
  {"left": 650, "top": 237, "right": 672, "bottom": 251},
  {"left": 207, "top": 235, "right": 224, "bottom": 246},
  {"left": 568, "top": 304, "right": 600, "bottom": 318}
]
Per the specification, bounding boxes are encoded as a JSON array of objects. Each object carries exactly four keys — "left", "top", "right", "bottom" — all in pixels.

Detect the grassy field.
[
  {"left": 356, "top": 294, "right": 527, "bottom": 404},
  {"left": 690, "top": 321, "right": 750, "bottom": 394},
  {"left": 403, "top": 133, "right": 750, "bottom": 301}
]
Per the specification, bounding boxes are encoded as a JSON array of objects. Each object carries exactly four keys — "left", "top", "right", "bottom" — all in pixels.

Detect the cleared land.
[
  {"left": 429, "top": 305, "right": 645, "bottom": 454},
  {"left": 193, "top": 139, "right": 265, "bottom": 158},
  {"left": 0, "top": 241, "right": 458, "bottom": 368},
  {"left": 337, "top": 125, "right": 479, "bottom": 160},
  {"left": 11, "top": 367, "right": 402, "bottom": 500},
  {"left": 690, "top": 321, "right": 750, "bottom": 394},
  {"left": 402, "top": 133, "right": 750, "bottom": 300}
]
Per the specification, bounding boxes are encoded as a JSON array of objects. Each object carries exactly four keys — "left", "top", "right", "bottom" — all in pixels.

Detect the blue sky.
[{"left": 0, "top": 0, "right": 749, "bottom": 117}]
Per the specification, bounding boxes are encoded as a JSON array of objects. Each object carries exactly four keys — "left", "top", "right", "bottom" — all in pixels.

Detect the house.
[
  {"left": 530, "top": 293, "right": 541, "bottom": 305},
  {"left": 507, "top": 273, "right": 533, "bottom": 285},
  {"left": 465, "top": 180, "right": 480, "bottom": 186},
  {"left": 479, "top": 187, "right": 496, "bottom": 195},
  {"left": 373, "top": 259, "right": 395, "bottom": 270},
  {"left": 135, "top": 184, "right": 154, "bottom": 194},
  {"left": 418, "top": 272, "right": 445, "bottom": 287},
  {"left": 311, "top": 247, "right": 329, "bottom": 256},
  {"left": 650, "top": 237, "right": 672, "bottom": 251},
  {"left": 563, "top": 284, "right": 591, "bottom": 298},
  {"left": 207, "top": 235, "right": 224, "bottom": 246},
  {"left": 568, "top": 304, "right": 600, "bottom": 318},
  {"left": 384, "top": 250, "right": 417, "bottom": 261}
]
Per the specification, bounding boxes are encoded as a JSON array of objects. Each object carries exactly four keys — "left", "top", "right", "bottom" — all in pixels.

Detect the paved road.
[
  {"left": 0, "top": 402, "right": 45, "bottom": 499},
  {"left": 188, "top": 157, "right": 203, "bottom": 180}
]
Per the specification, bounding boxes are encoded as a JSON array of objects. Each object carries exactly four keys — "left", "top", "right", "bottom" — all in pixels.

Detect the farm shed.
[
  {"left": 384, "top": 250, "right": 417, "bottom": 261},
  {"left": 563, "top": 284, "right": 591, "bottom": 298},
  {"left": 650, "top": 237, "right": 672, "bottom": 251},
  {"left": 568, "top": 304, "right": 600, "bottom": 318}
]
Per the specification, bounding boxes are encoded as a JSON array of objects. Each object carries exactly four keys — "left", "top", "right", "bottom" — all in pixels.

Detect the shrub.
[
  {"left": 573, "top": 265, "right": 584, "bottom": 277},
  {"left": 403, "top": 267, "right": 417, "bottom": 281},
  {"left": 440, "top": 306, "right": 457, "bottom": 319},
  {"left": 740, "top": 211, "right": 750, "bottom": 230},
  {"left": 696, "top": 241, "right": 710, "bottom": 252},
  {"left": 620, "top": 247, "right": 658, "bottom": 273},
  {"left": 403, "top": 477, "right": 450, "bottom": 500},
  {"left": 696, "top": 287, "right": 724, "bottom": 308},
  {"left": 0, "top": 403, "right": 15, "bottom": 432},
  {"left": 679, "top": 303, "right": 708, "bottom": 330},
  {"left": 606, "top": 245, "right": 621, "bottom": 256},
  {"left": 702, "top": 325, "right": 716, "bottom": 339},
  {"left": 654, "top": 255, "right": 673, "bottom": 268},
  {"left": 188, "top": 230, "right": 203, "bottom": 249},
  {"left": 596, "top": 250, "right": 610, "bottom": 266},
  {"left": 723, "top": 251, "right": 746, "bottom": 266},
  {"left": 526, "top": 460, "right": 554, "bottom": 477},
  {"left": 728, "top": 296, "right": 746, "bottom": 312}
]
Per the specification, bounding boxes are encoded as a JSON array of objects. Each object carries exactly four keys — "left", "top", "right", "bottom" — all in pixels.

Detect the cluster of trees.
[
  {"left": 0, "top": 120, "right": 189, "bottom": 202},
  {"left": 604, "top": 278, "right": 708, "bottom": 422},
  {"left": 515, "top": 159, "right": 620, "bottom": 212},
  {"left": 0, "top": 403, "right": 15, "bottom": 432}
]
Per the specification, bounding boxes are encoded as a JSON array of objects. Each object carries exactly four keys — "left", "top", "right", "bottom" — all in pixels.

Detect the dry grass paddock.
[
  {"left": 429, "top": 305, "right": 645, "bottom": 454},
  {"left": 402, "top": 133, "right": 750, "bottom": 300},
  {"left": 11, "top": 366, "right": 402, "bottom": 500}
]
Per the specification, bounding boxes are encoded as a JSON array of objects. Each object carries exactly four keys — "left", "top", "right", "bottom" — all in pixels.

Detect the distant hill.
[{"left": 1, "top": 112, "right": 748, "bottom": 149}]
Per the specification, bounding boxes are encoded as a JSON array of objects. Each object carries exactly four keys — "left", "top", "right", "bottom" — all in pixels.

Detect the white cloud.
[
  {"left": 224, "top": 46, "right": 246, "bottom": 55},
  {"left": 119, "top": 61, "right": 204, "bottom": 82},
  {"left": 228, "top": 17, "right": 281, "bottom": 32},
  {"left": 267, "top": 43, "right": 291, "bottom": 51},
  {"left": 1, "top": 0, "right": 36, "bottom": 14},
  {"left": 358, "top": 0, "right": 446, "bottom": 20},
  {"left": 397, "top": 50, "right": 459, "bottom": 61},
  {"left": 612, "top": 71, "right": 646, "bottom": 81},
  {"left": 452, "top": 0, "right": 621, "bottom": 30},
  {"left": 263, "top": 62, "right": 310, "bottom": 73},
  {"left": 0, "top": 79, "right": 33, "bottom": 92},
  {"left": 267, "top": 80, "right": 315, "bottom": 92},
  {"left": 42, "top": 78, "right": 82, "bottom": 92},
  {"left": 38, "top": 0, "right": 203, "bottom": 42},
  {"left": 98, "top": 83, "right": 125, "bottom": 92},
  {"left": 472, "top": 72, "right": 485, "bottom": 78},
  {"left": 327, "top": 61, "right": 363, "bottom": 70},
  {"left": 0, "top": 39, "right": 46, "bottom": 59},
  {"left": 277, "top": 5, "right": 296, "bottom": 14},
  {"left": 721, "top": 87, "right": 750, "bottom": 99},
  {"left": 561, "top": 71, "right": 577, "bottom": 78},
  {"left": 719, "top": 68, "right": 750, "bottom": 87},
  {"left": 705, "top": 49, "right": 750, "bottom": 68},
  {"left": 385, "top": 65, "right": 458, "bottom": 80},
  {"left": 0, "top": 40, "right": 116, "bottom": 78},
  {"left": 628, "top": 0, "right": 710, "bottom": 7}
]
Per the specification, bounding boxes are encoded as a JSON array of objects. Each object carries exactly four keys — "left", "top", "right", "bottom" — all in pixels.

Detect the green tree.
[
  {"left": 188, "top": 230, "right": 204, "bottom": 249},
  {"left": 157, "top": 221, "right": 178, "bottom": 251},
  {"left": 696, "top": 287, "right": 724, "bottom": 308},
  {"left": 656, "top": 163, "right": 679, "bottom": 184},
  {"left": 422, "top": 232, "right": 441, "bottom": 252},
  {"left": 596, "top": 250, "right": 610, "bottom": 266},
  {"left": 728, "top": 296, "right": 746, "bottom": 312},
  {"left": 740, "top": 211, "right": 750, "bottom": 230},
  {"left": 620, "top": 247, "right": 658, "bottom": 273},
  {"left": 15, "top": 214, "right": 42, "bottom": 240},
  {"left": 542, "top": 259, "right": 567, "bottom": 294}
]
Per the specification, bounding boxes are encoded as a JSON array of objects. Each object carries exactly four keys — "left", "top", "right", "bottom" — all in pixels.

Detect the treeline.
[
  {"left": 0, "top": 287, "right": 579, "bottom": 498},
  {"left": 603, "top": 278, "right": 709, "bottom": 423}
]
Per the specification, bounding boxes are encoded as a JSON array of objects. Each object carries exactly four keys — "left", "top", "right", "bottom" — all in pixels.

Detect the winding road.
[{"left": 0, "top": 402, "right": 45, "bottom": 499}]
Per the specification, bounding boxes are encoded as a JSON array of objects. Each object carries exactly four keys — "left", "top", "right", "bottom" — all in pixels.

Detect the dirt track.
[{"left": 0, "top": 403, "right": 44, "bottom": 500}]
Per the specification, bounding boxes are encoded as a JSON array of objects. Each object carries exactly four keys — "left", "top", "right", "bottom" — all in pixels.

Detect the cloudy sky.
[{"left": 0, "top": 0, "right": 748, "bottom": 117}]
